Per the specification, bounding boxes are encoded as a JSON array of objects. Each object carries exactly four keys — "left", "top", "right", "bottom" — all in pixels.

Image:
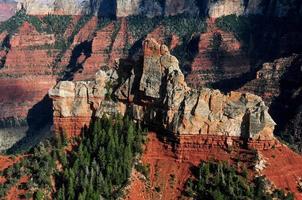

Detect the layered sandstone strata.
[
  {"left": 49, "top": 70, "right": 108, "bottom": 136},
  {"left": 0, "top": 22, "right": 57, "bottom": 121},
  {"left": 239, "top": 54, "right": 302, "bottom": 151},
  {"left": 186, "top": 20, "right": 250, "bottom": 88},
  {"left": 50, "top": 38, "right": 276, "bottom": 144},
  {"left": 239, "top": 55, "right": 299, "bottom": 105}
]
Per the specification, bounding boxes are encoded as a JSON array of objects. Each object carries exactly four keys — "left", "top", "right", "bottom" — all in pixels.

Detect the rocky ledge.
[{"left": 49, "top": 38, "right": 277, "bottom": 146}]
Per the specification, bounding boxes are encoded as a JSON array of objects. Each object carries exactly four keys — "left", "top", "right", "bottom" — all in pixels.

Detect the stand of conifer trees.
[{"left": 184, "top": 161, "right": 294, "bottom": 200}]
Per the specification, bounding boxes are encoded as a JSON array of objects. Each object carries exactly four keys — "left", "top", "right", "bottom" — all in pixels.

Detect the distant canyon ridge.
[{"left": 1, "top": 0, "right": 302, "bottom": 21}]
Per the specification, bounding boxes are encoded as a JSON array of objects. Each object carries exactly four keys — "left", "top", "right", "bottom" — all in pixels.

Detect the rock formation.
[
  {"left": 50, "top": 38, "right": 276, "bottom": 144},
  {"left": 0, "top": 0, "right": 300, "bottom": 19},
  {"left": 0, "top": 0, "right": 17, "bottom": 22},
  {"left": 239, "top": 55, "right": 299, "bottom": 105}
]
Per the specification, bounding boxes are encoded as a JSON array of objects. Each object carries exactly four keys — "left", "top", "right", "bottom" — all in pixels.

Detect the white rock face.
[
  {"left": 2, "top": 0, "right": 300, "bottom": 18},
  {"left": 208, "top": 0, "right": 245, "bottom": 18},
  {"left": 16, "top": 0, "right": 88, "bottom": 15},
  {"left": 116, "top": 0, "right": 141, "bottom": 17}
]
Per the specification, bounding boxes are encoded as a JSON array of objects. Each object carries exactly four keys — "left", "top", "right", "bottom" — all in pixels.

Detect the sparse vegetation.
[
  {"left": 0, "top": 117, "right": 27, "bottom": 128},
  {"left": 135, "top": 163, "right": 150, "bottom": 179},
  {"left": 216, "top": 14, "right": 251, "bottom": 45},
  {"left": 169, "top": 174, "right": 175, "bottom": 188},
  {"left": 0, "top": 10, "right": 28, "bottom": 34}
]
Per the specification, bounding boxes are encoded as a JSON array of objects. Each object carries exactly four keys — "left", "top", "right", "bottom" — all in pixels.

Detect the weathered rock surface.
[
  {"left": 9, "top": 22, "right": 55, "bottom": 48},
  {"left": 0, "top": 0, "right": 17, "bottom": 22},
  {"left": 239, "top": 54, "right": 302, "bottom": 151},
  {"left": 50, "top": 38, "right": 276, "bottom": 142},
  {"left": 239, "top": 55, "right": 298, "bottom": 105},
  {"left": 16, "top": 0, "right": 89, "bottom": 15},
  {"left": 1, "top": 0, "right": 300, "bottom": 19}
]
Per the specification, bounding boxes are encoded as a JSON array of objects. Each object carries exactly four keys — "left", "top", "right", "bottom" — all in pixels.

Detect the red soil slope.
[
  {"left": 0, "top": 155, "right": 17, "bottom": 171},
  {"left": 5, "top": 176, "right": 29, "bottom": 200},
  {"left": 126, "top": 133, "right": 302, "bottom": 200},
  {"left": 260, "top": 146, "right": 302, "bottom": 200},
  {"left": 126, "top": 133, "right": 249, "bottom": 200}
]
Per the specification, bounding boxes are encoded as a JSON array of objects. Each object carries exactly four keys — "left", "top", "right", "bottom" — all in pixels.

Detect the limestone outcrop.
[
  {"left": 1, "top": 0, "right": 300, "bottom": 19},
  {"left": 50, "top": 38, "right": 276, "bottom": 141}
]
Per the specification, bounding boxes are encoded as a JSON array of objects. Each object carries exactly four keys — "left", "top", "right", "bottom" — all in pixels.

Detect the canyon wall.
[
  {"left": 0, "top": 22, "right": 57, "bottom": 121},
  {"left": 239, "top": 54, "right": 302, "bottom": 151},
  {"left": 0, "top": 0, "right": 301, "bottom": 20},
  {"left": 1, "top": 13, "right": 301, "bottom": 152}
]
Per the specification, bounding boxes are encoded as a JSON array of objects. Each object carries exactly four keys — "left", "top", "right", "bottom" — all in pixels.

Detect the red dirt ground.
[
  {"left": 0, "top": 155, "right": 20, "bottom": 171},
  {"left": 260, "top": 146, "right": 302, "bottom": 200},
  {"left": 5, "top": 176, "right": 30, "bottom": 200},
  {"left": 126, "top": 133, "right": 302, "bottom": 200},
  {"left": 125, "top": 133, "right": 244, "bottom": 200}
]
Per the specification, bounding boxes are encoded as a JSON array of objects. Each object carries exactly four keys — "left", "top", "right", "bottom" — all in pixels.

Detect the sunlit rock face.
[
  {"left": 1, "top": 0, "right": 300, "bottom": 18},
  {"left": 50, "top": 38, "right": 276, "bottom": 141},
  {"left": 15, "top": 0, "right": 89, "bottom": 15}
]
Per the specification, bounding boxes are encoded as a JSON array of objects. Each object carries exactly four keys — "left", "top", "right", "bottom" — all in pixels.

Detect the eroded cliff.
[{"left": 1, "top": 0, "right": 301, "bottom": 20}]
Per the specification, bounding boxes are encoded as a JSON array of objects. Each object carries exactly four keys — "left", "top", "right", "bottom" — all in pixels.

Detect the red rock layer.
[
  {"left": 9, "top": 22, "right": 56, "bottom": 48},
  {"left": 53, "top": 116, "right": 92, "bottom": 137},
  {"left": 108, "top": 18, "right": 127, "bottom": 67},
  {"left": 238, "top": 55, "right": 296, "bottom": 105},
  {"left": 72, "top": 17, "right": 98, "bottom": 46},
  {"left": 0, "top": 76, "right": 56, "bottom": 119},
  {"left": 74, "top": 22, "right": 115, "bottom": 80},
  {"left": 260, "top": 146, "right": 302, "bottom": 200},
  {"left": 0, "top": 22, "right": 58, "bottom": 120},
  {"left": 3, "top": 49, "right": 58, "bottom": 75},
  {"left": 126, "top": 133, "right": 252, "bottom": 200},
  {"left": 126, "top": 133, "right": 302, "bottom": 200},
  {"left": 146, "top": 26, "right": 180, "bottom": 50},
  {"left": 63, "top": 16, "right": 81, "bottom": 39},
  {"left": 186, "top": 20, "right": 250, "bottom": 88}
]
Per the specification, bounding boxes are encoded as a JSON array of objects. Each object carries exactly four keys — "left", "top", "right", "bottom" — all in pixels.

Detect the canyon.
[
  {"left": 0, "top": 11, "right": 301, "bottom": 152},
  {"left": 0, "top": 1, "right": 301, "bottom": 198}
]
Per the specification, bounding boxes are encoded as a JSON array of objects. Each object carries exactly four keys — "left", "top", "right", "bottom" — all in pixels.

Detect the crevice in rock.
[{"left": 6, "top": 95, "right": 54, "bottom": 154}]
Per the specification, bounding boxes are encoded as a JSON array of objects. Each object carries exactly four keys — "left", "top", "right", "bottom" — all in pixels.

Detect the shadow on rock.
[{"left": 6, "top": 95, "right": 54, "bottom": 154}]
